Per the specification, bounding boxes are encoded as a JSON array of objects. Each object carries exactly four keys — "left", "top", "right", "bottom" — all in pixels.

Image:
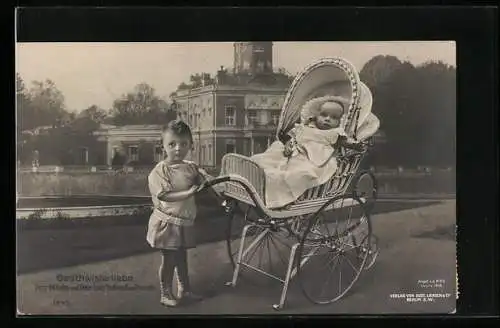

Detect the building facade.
[{"left": 94, "top": 124, "right": 164, "bottom": 166}]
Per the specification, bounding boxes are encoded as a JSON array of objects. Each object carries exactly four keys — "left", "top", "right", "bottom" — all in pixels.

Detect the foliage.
[
  {"left": 16, "top": 76, "right": 75, "bottom": 164},
  {"left": 176, "top": 73, "right": 215, "bottom": 91},
  {"left": 359, "top": 55, "right": 403, "bottom": 91},
  {"left": 109, "top": 83, "right": 176, "bottom": 125},
  {"left": 360, "top": 57, "right": 456, "bottom": 167},
  {"left": 16, "top": 76, "right": 177, "bottom": 165}
]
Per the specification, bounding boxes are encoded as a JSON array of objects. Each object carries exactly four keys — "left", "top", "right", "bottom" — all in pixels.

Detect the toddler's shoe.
[{"left": 160, "top": 283, "right": 178, "bottom": 307}]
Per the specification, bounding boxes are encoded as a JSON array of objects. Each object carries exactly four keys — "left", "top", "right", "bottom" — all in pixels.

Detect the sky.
[{"left": 16, "top": 41, "right": 456, "bottom": 112}]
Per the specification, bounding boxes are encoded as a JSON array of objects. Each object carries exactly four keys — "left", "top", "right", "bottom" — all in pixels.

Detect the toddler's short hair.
[{"left": 162, "top": 119, "right": 193, "bottom": 144}]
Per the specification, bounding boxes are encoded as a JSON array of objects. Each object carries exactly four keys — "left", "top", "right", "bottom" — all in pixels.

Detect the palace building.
[{"left": 170, "top": 42, "right": 293, "bottom": 168}]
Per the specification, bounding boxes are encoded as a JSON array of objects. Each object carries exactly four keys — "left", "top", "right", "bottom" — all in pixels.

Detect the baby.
[{"left": 282, "top": 96, "right": 365, "bottom": 164}]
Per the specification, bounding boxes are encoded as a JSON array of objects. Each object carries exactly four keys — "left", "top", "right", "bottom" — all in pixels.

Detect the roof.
[{"left": 108, "top": 124, "right": 162, "bottom": 130}]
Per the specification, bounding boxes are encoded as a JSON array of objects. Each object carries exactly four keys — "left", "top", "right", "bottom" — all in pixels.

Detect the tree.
[
  {"left": 359, "top": 55, "right": 403, "bottom": 91},
  {"left": 16, "top": 76, "right": 73, "bottom": 164},
  {"left": 177, "top": 82, "right": 190, "bottom": 90},
  {"left": 16, "top": 74, "right": 32, "bottom": 157},
  {"left": 370, "top": 61, "right": 420, "bottom": 166},
  {"left": 109, "top": 83, "right": 175, "bottom": 125},
  {"left": 78, "top": 105, "right": 107, "bottom": 123},
  {"left": 189, "top": 74, "right": 203, "bottom": 88},
  {"left": 363, "top": 57, "right": 456, "bottom": 167},
  {"left": 71, "top": 105, "right": 107, "bottom": 135},
  {"left": 413, "top": 61, "right": 456, "bottom": 166},
  {"left": 27, "top": 79, "right": 67, "bottom": 128},
  {"left": 176, "top": 72, "right": 215, "bottom": 91}
]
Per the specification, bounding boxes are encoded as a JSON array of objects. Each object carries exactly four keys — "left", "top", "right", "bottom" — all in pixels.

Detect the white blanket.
[
  {"left": 251, "top": 125, "right": 342, "bottom": 209},
  {"left": 250, "top": 114, "right": 380, "bottom": 209}
]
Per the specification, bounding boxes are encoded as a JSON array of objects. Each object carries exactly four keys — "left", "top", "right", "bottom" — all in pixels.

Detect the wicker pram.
[{"left": 205, "top": 57, "right": 380, "bottom": 310}]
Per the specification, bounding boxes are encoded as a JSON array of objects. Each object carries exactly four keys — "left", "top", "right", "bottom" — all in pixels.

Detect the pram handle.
[
  {"left": 196, "top": 176, "right": 231, "bottom": 194},
  {"left": 202, "top": 176, "right": 230, "bottom": 188}
]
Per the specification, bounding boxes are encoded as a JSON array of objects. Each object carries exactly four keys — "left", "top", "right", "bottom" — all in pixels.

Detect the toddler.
[{"left": 146, "top": 120, "right": 207, "bottom": 307}]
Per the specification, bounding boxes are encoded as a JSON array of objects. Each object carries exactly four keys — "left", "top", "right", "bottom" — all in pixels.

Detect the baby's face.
[{"left": 315, "top": 101, "right": 344, "bottom": 130}]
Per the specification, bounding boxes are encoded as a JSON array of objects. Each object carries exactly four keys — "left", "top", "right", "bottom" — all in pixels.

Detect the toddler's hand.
[{"left": 189, "top": 184, "right": 201, "bottom": 194}]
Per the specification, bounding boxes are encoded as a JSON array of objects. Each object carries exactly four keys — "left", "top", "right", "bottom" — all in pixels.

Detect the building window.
[
  {"left": 225, "top": 105, "right": 236, "bottom": 126},
  {"left": 128, "top": 146, "right": 139, "bottom": 162},
  {"left": 80, "top": 147, "right": 89, "bottom": 165},
  {"left": 247, "top": 110, "right": 258, "bottom": 125},
  {"left": 225, "top": 139, "right": 236, "bottom": 154},
  {"left": 112, "top": 146, "right": 119, "bottom": 158},
  {"left": 208, "top": 107, "right": 212, "bottom": 116},
  {"left": 271, "top": 112, "right": 280, "bottom": 125},
  {"left": 189, "top": 114, "right": 193, "bottom": 125},
  {"left": 202, "top": 108, "right": 206, "bottom": 118},
  {"left": 201, "top": 145, "right": 206, "bottom": 164},
  {"left": 208, "top": 144, "right": 212, "bottom": 162},
  {"left": 193, "top": 141, "right": 198, "bottom": 156},
  {"left": 154, "top": 145, "right": 163, "bottom": 162}
]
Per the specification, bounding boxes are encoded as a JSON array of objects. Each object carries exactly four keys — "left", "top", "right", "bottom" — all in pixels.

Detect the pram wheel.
[
  {"left": 352, "top": 170, "right": 378, "bottom": 212},
  {"left": 360, "top": 234, "right": 379, "bottom": 270},
  {"left": 296, "top": 194, "right": 372, "bottom": 305},
  {"left": 226, "top": 204, "right": 258, "bottom": 268},
  {"left": 226, "top": 205, "right": 293, "bottom": 286}
]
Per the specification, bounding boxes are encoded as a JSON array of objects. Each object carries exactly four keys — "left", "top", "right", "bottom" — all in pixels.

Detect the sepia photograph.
[{"left": 16, "top": 41, "right": 457, "bottom": 315}]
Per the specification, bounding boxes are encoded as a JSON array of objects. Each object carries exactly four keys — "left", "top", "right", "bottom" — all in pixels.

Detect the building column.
[
  {"left": 84, "top": 148, "right": 89, "bottom": 165},
  {"left": 250, "top": 137, "right": 254, "bottom": 156},
  {"left": 106, "top": 138, "right": 113, "bottom": 166},
  {"left": 243, "top": 139, "right": 248, "bottom": 156},
  {"left": 267, "top": 136, "right": 271, "bottom": 148}
]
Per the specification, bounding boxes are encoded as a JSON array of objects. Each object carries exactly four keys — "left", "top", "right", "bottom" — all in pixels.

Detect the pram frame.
[{"left": 214, "top": 57, "right": 379, "bottom": 310}]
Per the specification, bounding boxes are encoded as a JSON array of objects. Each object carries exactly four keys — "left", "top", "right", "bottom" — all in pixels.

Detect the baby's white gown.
[
  {"left": 251, "top": 124, "right": 343, "bottom": 209},
  {"left": 251, "top": 113, "right": 380, "bottom": 209}
]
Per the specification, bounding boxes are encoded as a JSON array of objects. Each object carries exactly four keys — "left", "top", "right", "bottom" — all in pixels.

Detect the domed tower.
[{"left": 233, "top": 42, "right": 273, "bottom": 76}]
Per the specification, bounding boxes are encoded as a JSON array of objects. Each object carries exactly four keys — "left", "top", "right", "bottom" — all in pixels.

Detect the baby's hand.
[
  {"left": 283, "top": 139, "right": 296, "bottom": 157},
  {"left": 283, "top": 143, "right": 293, "bottom": 157},
  {"left": 352, "top": 142, "right": 367, "bottom": 152}
]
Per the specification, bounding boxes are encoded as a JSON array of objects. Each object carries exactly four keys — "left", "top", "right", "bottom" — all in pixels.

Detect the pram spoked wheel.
[
  {"left": 360, "top": 234, "right": 379, "bottom": 270},
  {"left": 296, "top": 194, "right": 372, "bottom": 305},
  {"left": 225, "top": 204, "right": 293, "bottom": 286},
  {"left": 226, "top": 204, "right": 263, "bottom": 268},
  {"left": 352, "top": 170, "right": 378, "bottom": 212},
  {"left": 352, "top": 170, "right": 379, "bottom": 269}
]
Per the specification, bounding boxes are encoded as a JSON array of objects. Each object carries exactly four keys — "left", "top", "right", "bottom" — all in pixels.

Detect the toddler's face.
[
  {"left": 315, "top": 101, "right": 344, "bottom": 130},
  {"left": 162, "top": 131, "right": 192, "bottom": 163}
]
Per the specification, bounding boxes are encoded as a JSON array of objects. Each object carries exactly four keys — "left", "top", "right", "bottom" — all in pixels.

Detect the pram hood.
[{"left": 277, "top": 57, "right": 379, "bottom": 142}]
